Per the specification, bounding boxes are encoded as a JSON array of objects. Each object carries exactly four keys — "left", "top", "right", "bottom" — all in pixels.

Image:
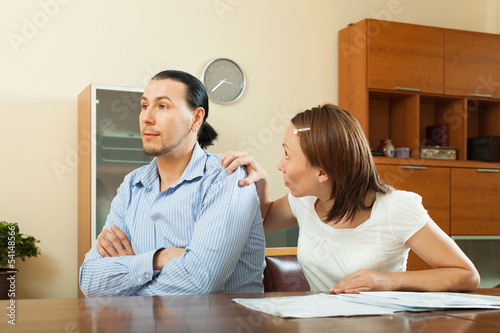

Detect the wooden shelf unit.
[{"left": 339, "top": 19, "right": 500, "bottom": 271}]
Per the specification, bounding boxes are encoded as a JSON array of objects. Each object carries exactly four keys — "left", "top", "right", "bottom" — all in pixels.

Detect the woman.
[{"left": 221, "top": 104, "right": 480, "bottom": 294}]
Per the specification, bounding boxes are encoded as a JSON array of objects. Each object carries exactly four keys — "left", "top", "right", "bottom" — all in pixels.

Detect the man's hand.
[
  {"left": 153, "top": 248, "right": 186, "bottom": 271},
  {"left": 97, "top": 225, "right": 135, "bottom": 257}
]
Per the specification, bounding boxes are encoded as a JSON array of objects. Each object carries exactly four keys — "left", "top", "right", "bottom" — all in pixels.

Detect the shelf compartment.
[
  {"left": 467, "top": 99, "right": 500, "bottom": 138},
  {"left": 420, "top": 95, "right": 467, "bottom": 160},
  {"left": 466, "top": 99, "right": 500, "bottom": 161},
  {"left": 368, "top": 90, "right": 419, "bottom": 158}
]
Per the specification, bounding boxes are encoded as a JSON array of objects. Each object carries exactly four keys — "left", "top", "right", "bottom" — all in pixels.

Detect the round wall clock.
[{"left": 201, "top": 58, "right": 245, "bottom": 104}]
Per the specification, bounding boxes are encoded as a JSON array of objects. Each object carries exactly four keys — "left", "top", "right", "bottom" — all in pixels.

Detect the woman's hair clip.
[{"left": 294, "top": 127, "right": 310, "bottom": 134}]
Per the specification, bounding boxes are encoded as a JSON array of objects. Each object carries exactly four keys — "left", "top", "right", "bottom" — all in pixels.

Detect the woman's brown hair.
[{"left": 291, "top": 104, "right": 390, "bottom": 224}]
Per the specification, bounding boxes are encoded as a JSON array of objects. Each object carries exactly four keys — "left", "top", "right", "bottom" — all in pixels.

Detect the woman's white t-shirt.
[{"left": 289, "top": 190, "right": 428, "bottom": 291}]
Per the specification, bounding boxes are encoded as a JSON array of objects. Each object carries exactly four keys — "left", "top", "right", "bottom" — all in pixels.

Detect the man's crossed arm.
[{"left": 97, "top": 225, "right": 185, "bottom": 271}]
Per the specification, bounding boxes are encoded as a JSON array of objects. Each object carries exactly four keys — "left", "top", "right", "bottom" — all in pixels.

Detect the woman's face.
[{"left": 277, "top": 125, "right": 322, "bottom": 197}]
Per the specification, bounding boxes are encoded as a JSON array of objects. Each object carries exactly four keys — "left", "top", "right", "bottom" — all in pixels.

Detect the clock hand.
[
  {"left": 224, "top": 75, "right": 241, "bottom": 81},
  {"left": 211, "top": 79, "right": 226, "bottom": 92}
]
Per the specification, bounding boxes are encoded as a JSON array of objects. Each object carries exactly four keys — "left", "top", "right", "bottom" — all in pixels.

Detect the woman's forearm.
[
  {"left": 255, "top": 176, "right": 274, "bottom": 221},
  {"left": 390, "top": 267, "right": 480, "bottom": 292}
]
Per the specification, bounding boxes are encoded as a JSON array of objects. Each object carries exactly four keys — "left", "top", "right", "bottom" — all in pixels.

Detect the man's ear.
[
  {"left": 192, "top": 107, "right": 205, "bottom": 130},
  {"left": 317, "top": 168, "right": 329, "bottom": 183}
]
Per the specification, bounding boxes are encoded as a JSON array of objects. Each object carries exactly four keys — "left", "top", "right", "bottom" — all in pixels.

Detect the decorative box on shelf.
[
  {"left": 467, "top": 136, "right": 500, "bottom": 162},
  {"left": 420, "top": 146, "right": 457, "bottom": 160},
  {"left": 426, "top": 124, "right": 449, "bottom": 147}
]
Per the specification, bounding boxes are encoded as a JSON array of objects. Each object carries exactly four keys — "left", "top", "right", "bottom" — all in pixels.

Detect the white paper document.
[
  {"left": 232, "top": 292, "right": 500, "bottom": 318},
  {"left": 340, "top": 291, "right": 500, "bottom": 312},
  {"left": 233, "top": 294, "right": 396, "bottom": 318}
]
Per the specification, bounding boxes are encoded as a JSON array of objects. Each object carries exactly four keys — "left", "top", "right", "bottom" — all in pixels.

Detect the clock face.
[{"left": 202, "top": 58, "right": 245, "bottom": 104}]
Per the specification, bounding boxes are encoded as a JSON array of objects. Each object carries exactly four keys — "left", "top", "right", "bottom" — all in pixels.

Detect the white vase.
[{"left": 378, "top": 139, "right": 395, "bottom": 157}]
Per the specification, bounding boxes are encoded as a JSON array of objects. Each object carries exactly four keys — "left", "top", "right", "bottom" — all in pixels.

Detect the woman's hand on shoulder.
[
  {"left": 330, "top": 269, "right": 396, "bottom": 294},
  {"left": 220, "top": 151, "right": 268, "bottom": 186}
]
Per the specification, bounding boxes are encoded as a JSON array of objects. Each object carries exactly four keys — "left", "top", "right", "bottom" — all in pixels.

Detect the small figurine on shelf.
[{"left": 378, "top": 139, "right": 395, "bottom": 157}]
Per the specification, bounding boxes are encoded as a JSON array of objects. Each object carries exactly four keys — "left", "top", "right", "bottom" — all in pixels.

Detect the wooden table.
[{"left": 2, "top": 289, "right": 500, "bottom": 332}]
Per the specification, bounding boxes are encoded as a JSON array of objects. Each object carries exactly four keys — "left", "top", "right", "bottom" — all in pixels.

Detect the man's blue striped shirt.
[{"left": 79, "top": 143, "right": 266, "bottom": 296}]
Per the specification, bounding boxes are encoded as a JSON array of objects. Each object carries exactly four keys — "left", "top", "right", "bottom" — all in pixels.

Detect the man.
[{"left": 79, "top": 70, "right": 265, "bottom": 296}]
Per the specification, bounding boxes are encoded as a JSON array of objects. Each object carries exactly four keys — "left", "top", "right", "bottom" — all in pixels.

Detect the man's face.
[{"left": 140, "top": 79, "right": 194, "bottom": 157}]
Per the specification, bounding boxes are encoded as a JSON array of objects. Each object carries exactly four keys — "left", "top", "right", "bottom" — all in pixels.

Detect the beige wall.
[
  {"left": 497, "top": 0, "right": 500, "bottom": 32},
  {"left": 0, "top": 0, "right": 497, "bottom": 299}
]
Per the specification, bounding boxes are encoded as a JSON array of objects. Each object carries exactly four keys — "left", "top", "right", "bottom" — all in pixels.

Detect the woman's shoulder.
[
  {"left": 288, "top": 192, "right": 316, "bottom": 209},
  {"left": 375, "top": 189, "right": 428, "bottom": 224},
  {"left": 287, "top": 193, "right": 320, "bottom": 225},
  {"left": 377, "top": 189, "right": 423, "bottom": 206}
]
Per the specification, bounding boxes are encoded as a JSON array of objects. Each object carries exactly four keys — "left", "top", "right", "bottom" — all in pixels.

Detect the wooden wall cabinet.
[
  {"left": 339, "top": 19, "right": 500, "bottom": 162},
  {"left": 445, "top": 29, "right": 500, "bottom": 99},
  {"left": 365, "top": 19, "right": 444, "bottom": 94}
]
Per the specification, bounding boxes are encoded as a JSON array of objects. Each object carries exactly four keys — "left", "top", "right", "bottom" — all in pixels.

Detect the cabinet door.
[
  {"left": 376, "top": 164, "right": 451, "bottom": 271},
  {"left": 445, "top": 29, "right": 500, "bottom": 99},
  {"left": 451, "top": 168, "right": 500, "bottom": 234},
  {"left": 367, "top": 20, "right": 444, "bottom": 94}
]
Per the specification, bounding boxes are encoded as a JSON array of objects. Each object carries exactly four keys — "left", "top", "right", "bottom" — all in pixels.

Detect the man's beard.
[{"left": 142, "top": 126, "right": 191, "bottom": 157}]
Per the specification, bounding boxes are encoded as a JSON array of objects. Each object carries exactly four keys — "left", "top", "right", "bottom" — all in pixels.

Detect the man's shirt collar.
[{"left": 134, "top": 142, "right": 207, "bottom": 189}]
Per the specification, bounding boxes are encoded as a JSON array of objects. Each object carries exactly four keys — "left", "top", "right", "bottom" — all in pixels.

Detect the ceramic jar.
[{"left": 378, "top": 139, "right": 395, "bottom": 157}]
